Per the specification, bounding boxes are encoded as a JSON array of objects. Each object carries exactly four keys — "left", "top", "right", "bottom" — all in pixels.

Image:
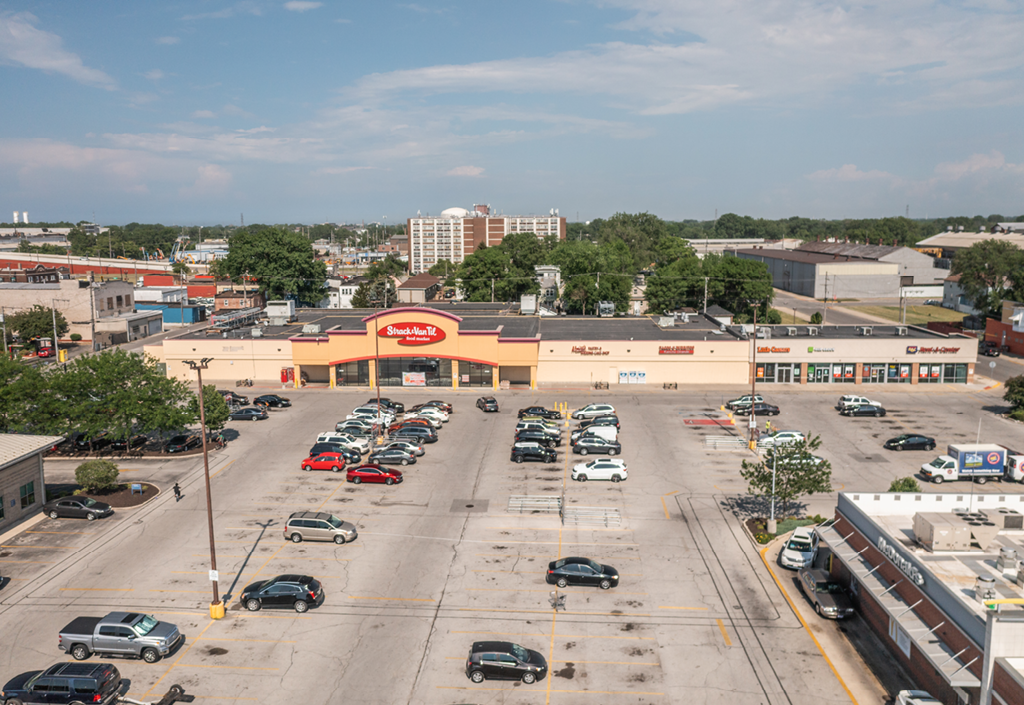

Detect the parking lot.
[{"left": 1, "top": 381, "right": 1021, "bottom": 704}]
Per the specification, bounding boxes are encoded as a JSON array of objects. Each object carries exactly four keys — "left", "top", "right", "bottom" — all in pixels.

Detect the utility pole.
[
  {"left": 703, "top": 277, "right": 709, "bottom": 313},
  {"left": 1, "top": 306, "right": 7, "bottom": 355},
  {"left": 491, "top": 278, "right": 495, "bottom": 303},
  {"left": 182, "top": 358, "right": 223, "bottom": 619},
  {"left": 821, "top": 275, "right": 828, "bottom": 324},
  {"left": 749, "top": 304, "right": 758, "bottom": 449},
  {"left": 51, "top": 299, "right": 61, "bottom": 362}
]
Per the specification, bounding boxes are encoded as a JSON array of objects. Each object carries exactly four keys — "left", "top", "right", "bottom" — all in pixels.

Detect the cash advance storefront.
[{"left": 289, "top": 308, "right": 540, "bottom": 389}]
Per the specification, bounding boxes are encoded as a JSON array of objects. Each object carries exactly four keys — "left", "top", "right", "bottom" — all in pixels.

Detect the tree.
[
  {"left": 366, "top": 255, "right": 407, "bottom": 279},
  {"left": 220, "top": 226, "right": 328, "bottom": 304},
  {"left": 810, "top": 311, "right": 823, "bottom": 324},
  {"left": 702, "top": 255, "right": 774, "bottom": 321},
  {"left": 6, "top": 305, "right": 68, "bottom": 342},
  {"left": 950, "top": 240, "right": 1024, "bottom": 315},
  {"left": 0, "top": 355, "right": 45, "bottom": 433},
  {"left": 428, "top": 259, "right": 458, "bottom": 286},
  {"left": 888, "top": 477, "right": 922, "bottom": 492},
  {"left": 1005, "top": 375, "right": 1024, "bottom": 410},
  {"left": 351, "top": 277, "right": 397, "bottom": 308},
  {"left": 190, "top": 385, "right": 230, "bottom": 432},
  {"left": 740, "top": 435, "right": 832, "bottom": 516},
  {"left": 563, "top": 274, "right": 597, "bottom": 314},
  {"left": 171, "top": 261, "right": 191, "bottom": 278},
  {"left": 75, "top": 459, "right": 120, "bottom": 493},
  {"left": 644, "top": 256, "right": 703, "bottom": 313}
]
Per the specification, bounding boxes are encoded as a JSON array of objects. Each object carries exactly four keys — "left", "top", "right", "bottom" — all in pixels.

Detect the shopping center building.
[{"left": 147, "top": 304, "right": 977, "bottom": 389}]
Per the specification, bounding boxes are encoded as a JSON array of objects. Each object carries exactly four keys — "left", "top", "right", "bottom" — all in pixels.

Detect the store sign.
[
  {"left": 378, "top": 322, "right": 446, "bottom": 346},
  {"left": 402, "top": 372, "right": 427, "bottom": 387},
  {"left": 659, "top": 346, "right": 694, "bottom": 355},
  {"left": 572, "top": 345, "right": 610, "bottom": 356},
  {"left": 807, "top": 346, "right": 835, "bottom": 353},
  {"left": 877, "top": 536, "right": 925, "bottom": 586},
  {"left": 757, "top": 347, "right": 791, "bottom": 354},
  {"left": 906, "top": 346, "right": 960, "bottom": 354}
]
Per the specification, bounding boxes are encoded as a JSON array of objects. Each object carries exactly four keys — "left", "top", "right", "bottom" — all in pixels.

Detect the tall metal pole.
[
  {"left": 768, "top": 448, "right": 778, "bottom": 534},
  {"left": 51, "top": 300, "right": 60, "bottom": 361},
  {"left": 1, "top": 306, "right": 7, "bottom": 355},
  {"left": 749, "top": 305, "right": 758, "bottom": 447},
  {"left": 184, "top": 358, "right": 222, "bottom": 617}
]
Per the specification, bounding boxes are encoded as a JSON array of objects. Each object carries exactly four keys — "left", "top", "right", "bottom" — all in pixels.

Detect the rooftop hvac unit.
[
  {"left": 658, "top": 316, "right": 674, "bottom": 327},
  {"left": 755, "top": 327, "right": 770, "bottom": 339},
  {"left": 857, "top": 326, "right": 873, "bottom": 336},
  {"left": 302, "top": 324, "right": 322, "bottom": 335},
  {"left": 267, "top": 316, "right": 287, "bottom": 327},
  {"left": 896, "top": 326, "right": 908, "bottom": 336},
  {"left": 913, "top": 513, "right": 969, "bottom": 551},
  {"left": 251, "top": 328, "right": 263, "bottom": 338},
  {"left": 807, "top": 326, "right": 819, "bottom": 336},
  {"left": 786, "top": 327, "right": 797, "bottom": 336},
  {"left": 995, "top": 509, "right": 1024, "bottom": 530},
  {"left": 998, "top": 547, "right": 1018, "bottom": 574},
  {"left": 974, "top": 575, "right": 997, "bottom": 603}
]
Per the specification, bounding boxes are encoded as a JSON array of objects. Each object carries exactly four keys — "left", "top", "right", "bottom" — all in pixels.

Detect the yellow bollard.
[{"left": 210, "top": 601, "right": 225, "bottom": 620}]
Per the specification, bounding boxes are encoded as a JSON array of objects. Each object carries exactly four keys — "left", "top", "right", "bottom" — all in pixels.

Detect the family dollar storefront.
[{"left": 288, "top": 307, "right": 541, "bottom": 389}]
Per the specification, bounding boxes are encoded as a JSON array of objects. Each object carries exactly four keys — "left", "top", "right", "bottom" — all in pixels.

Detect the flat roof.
[
  {"left": 916, "top": 231, "right": 1024, "bottom": 250},
  {"left": 744, "top": 324, "right": 957, "bottom": 340},
  {"left": 540, "top": 315, "right": 735, "bottom": 341},
  {"left": 729, "top": 248, "right": 876, "bottom": 264},
  {"left": 796, "top": 241, "right": 905, "bottom": 260},
  {"left": 0, "top": 433, "right": 65, "bottom": 469}
]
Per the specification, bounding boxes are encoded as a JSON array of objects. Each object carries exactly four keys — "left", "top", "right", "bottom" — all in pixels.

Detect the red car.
[
  {"left": 37, "top": 347, "right": 54, "bottom": 358},
  {"left": 301, "top": 452, "right": 347, "bottom": 473},
  {"left": 346, "top": 463, "right": 403, "bottom": 485}
]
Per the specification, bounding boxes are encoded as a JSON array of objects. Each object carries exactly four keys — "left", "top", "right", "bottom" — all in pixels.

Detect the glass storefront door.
[{"left": 459, "top": 360, "right": 493, "bottom": 387}]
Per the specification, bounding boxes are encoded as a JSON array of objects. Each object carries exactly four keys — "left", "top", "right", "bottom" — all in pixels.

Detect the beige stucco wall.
[
  {"left": 754, "top": 334, "right": 975, "bottom": 366},
  {"left": 153, "top": 337, "right": 294, "bottom": 383},
  {"left": 0, "top": 279, "right": 133, "bottom": 342},
  {"left": 0, "top": 453, "right": 45, "bottom": 533}
]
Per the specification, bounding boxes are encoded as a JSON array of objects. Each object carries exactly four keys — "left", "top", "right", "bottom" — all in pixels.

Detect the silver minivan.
[{"left": 284, "top": 511, "right": 358, "bottom": 545}]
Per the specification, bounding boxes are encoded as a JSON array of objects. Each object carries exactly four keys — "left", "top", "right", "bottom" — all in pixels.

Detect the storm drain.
[{"left": 451, "top": 499, "right": 490, "bottom": 513}]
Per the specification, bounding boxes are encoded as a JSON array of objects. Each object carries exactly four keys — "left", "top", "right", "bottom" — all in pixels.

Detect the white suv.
[
  {"left": 835, "top": 395, "right": 879, "bottom": 411},
  {"left": 571, "top": 459, "right": 628, "bottom": 482},
  {"left": 779, "top": 526, "right": 818, "bottom": 569}
]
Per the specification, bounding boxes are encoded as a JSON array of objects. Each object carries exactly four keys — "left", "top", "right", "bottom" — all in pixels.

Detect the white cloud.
[
  {"left": 0, "top": 12, "right": 116, "bottom": 90},
  {"left": 235, "top": 126, "right": 276, "bottom": 134},
  {"left": 807, "top": 164, "right": 898, "bottom": 183},
  {"left": 447, "top": 165, "right": 484, "bottom": 177},
  {"left": 143, "top": 69, "right": 165, "bottom": 81},
  {"left": 155, "top": 36, "right": 180, "bottom": 45},
  {"left": 179, "top": 164, "right": 233, "bottom": 197},
  {"left": 933, "top": 151, "right": 1023, "bottom": 181},
  {"left": 284, "top": 1, "right": 323, "bottom": 11},
  {"left": 191, "top": 110, "right": 217, "bottom": 119}
]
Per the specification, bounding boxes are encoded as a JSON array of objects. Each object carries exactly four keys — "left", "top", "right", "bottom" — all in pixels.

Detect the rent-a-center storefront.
[{"left": 289, "top": 308, "right": 540, "bottom": 389}]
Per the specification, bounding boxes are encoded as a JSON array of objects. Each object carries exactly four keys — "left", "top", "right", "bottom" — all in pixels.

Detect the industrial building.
[
  {"left": 796, "top": 241, "right": 944, "bottom": 286},
  {"left": 729, "top": 247, "right": 904, "bottom": 299}
]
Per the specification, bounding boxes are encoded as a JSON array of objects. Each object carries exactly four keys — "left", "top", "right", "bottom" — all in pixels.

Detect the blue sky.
[{"left": 1, "top": 0, "right": 1022, "bottom": 225}]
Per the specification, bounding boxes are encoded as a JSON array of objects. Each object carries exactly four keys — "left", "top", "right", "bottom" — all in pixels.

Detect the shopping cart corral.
[{"left": 119, "top": 685, "right": 195, "bottom": 705}]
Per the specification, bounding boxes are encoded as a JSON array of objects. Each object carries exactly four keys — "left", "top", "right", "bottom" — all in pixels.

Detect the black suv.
[
  {"left": 511, "top": 443, "right": 557, "bottom": 463},
  {"left": 367, "top": 397, "right": 404, "bottom": 414},
  {"left": 1, "top": 662, "right": 124, "bottom": 704},
  {"left": 240, "top": 574, "right": 324, "bottom": 613},
  {"left": 466, "top": 641, "right": 547, "bottom": 684},
  {"left": 218, "top": 390, "right": 249, "bottom": 405},
  {"left": 164, "top": 434, "right": 201, "bottom": 453},
  {"left": 517, "top": 406, "right": 561, "bottom": 420},
  {"left": 308, "top": 443, "right": 361, "bottom": 463},
  {"left": 476, "top": 397, "right": 499, "bottom": 412},
  {"left": 390, "top": 426, "right": 438, "bottom": 444},
  {"left": 513, "top": 430, "right": 557, "bottom": 448},
  {"left": 577, "top": 415, "right": 619, "bottom": 430},
  {"left": 572, "top": 436, "right": 621, "bottom": 456},
  {"left": 254, "top": 394, "right": 291, "bottom": 408}
]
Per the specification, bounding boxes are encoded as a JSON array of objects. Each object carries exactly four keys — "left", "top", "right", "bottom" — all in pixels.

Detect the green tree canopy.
[
  {"left": 191, "top": 385, "right": 230, "bottom": 432},
  {"left": 351, "top": 277, "right": 397, "bottom": 308},
  {"left": 221, "top": 226, "right": 328, "bottom": 304},
  {"left": 950, "top": 240, "right": 1024, "bottom": 315},
  {"left": 644, "top": 256, "right": 703, "bottom": 313},
  {"left": 1005, "top": 375, "right": 1024, "bottom": 410},
  {"left": 6, "top": 305, "right": 68, "bottom": 342},
  {"left": 0, "top": 355, "right": 45, "bottom": 432},
  {"left": 428, "top": 259, "right": 458, "bottom": 286},
  {"left": 366, "top": 255, "right": 408, "bottom": 279},
  {"left": 740, "top": 434, "right": 833, "bottom": 516}
]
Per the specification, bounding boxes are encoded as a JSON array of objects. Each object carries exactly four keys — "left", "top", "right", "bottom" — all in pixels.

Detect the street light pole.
[
  {"left": 183, "top": 357, "right": 223, "bottom": 619},
  {"left": 768, "top": 448, "right": 778, "bottom": 534},
  {"left": 748, "top": 304, "right": 758, "bottom": 448}
]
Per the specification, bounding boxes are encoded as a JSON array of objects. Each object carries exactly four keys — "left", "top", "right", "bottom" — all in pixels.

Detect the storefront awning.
[{"left": 818, "top": 523, "right": 981, "bottom": 688}]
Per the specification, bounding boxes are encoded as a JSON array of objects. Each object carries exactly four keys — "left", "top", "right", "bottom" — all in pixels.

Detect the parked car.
[
  {"left": 410, "top": 406, "right": 448, "bottom": 422},
  {"left": 835, "top": 395, "right": 880, "bottom": 411},
  {"left": 164, "top": 434, "right": 201, "bottom": 453},
  {"left": 884, "top": 434, "right": 936, "bottom": 451},
  {"left": 465, "top": 641, "right": 547, "bottom": 684},
  {"left": 546, "top": 557, "right": 619, "bottom": 589},
  {"left": 390, "top": 426, "right": 437, "bottom": 444},
  {"left": 336, "top": 418, "right": 375, "bottom": 433},
  {"left": 368, "top": 448, "right": 416, "bottom": 466},
  {"left": 409, "top": 401, "right": 452, "bottom": 415},
  {"left": 570, "top": 403, "right": 615, "bottom": 420},
  {"left": 511, "top": 442, "right": 557, "bottom": 464},
  {"left": 979, "top": 341, "right": 1001, "bottom": 357},
  {"left": 230, "top": 407, "right": 269, "bottom": 421},
  {"left": 347, "top": 464, "right": 404, "bottom": 485},
  {"left": 513, "top": 430, "right": 558, "bottom": 448},
  {"left": 218, "top": 390, "right": 249, "bottom": 405},
  {"left": 798, "top": 567, "right": 855, "bottom": 619},
  {"left": 518, "top": 406, "right": 561, "bottom": 420},
  {"left": 381, "top": 440, "right": 424, "bottom": 456},
  {"left": 315, "top": 432, "right": 370, "bottom": 454},
  {"left": 896, "top": 691, "right": 942, "bottom": 705},
  {"left": 307, "top": 443, "right": 361, "bottom": 464},
  {"left": 735, "top": 402, "right": 780, "bottom": 417},
  {"left": 757, "top": 430, "right": 805, "bottom": 449},
  {"left": 571, "top": 459, "right": 628, "bottom": 482},
  {"left": 405, "top": 413, "right": 442, "bottom": 428},
  {"left": 779, "top": 526, "right": 818, "bottom": 569},
  {"left": 572, "top": 436, "right": 621, "bottom": 456},
  {"left": 240, "top": 574, "right": 324, "bottom": 612},
  {"left": 347, "top": 409, "right": 394, "bottom": 425},
  {"left": 301, "top": 452, "right": 347, "bottom": 473},
  {"left": 725, "top": 394, "right": 763, "bottom": 410},
  {"left": 388, "top": 418, "right": 433, "bottom": 433},
  {"left": 254, "top": 394, "right": 291, "bottom": 408},
  {"left": 476, "top": 396, "right": 499, "bottom": 412},
  {"left": 0, "top": 663, "right": 124, "bottom": 705},
  {"left": 577, "top": 415, "right": 619, "bottom": 430},
  {"left": 515, "top": 421, "right": 560, "bottom": 439},
  {"left": 37, "top": 346, "right": 54, "bottom": 358},
  {"left": 283, "top": 511, "right": 357, "bottom": 544},
  {"left": 335, "top": 424, "right": 375, "bottom": 438},
  {"left": 368, "top": 397, "right": 405, "bottom": 414},
  {"left": 840, "top": 403, "right": 886, "bottom": 417},
  {"left": 43, "top": 497, "right": 113, "bottom": 522},
  {"left": 107, "top": 435, "right": 147, "bottom": 451},
  {"left": 58, "top": 612, "right": 183, "bottom": 663},
  {"left": 570, "top": 426, "right": 617, "bottom": 444},
  {"left": 73, "top": 432, "right": 110, "bottom": 452}
]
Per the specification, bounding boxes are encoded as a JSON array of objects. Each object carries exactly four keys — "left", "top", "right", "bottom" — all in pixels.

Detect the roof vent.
[
  {"left": 807, "top": 326, "right": 819, "bottom": 336},
  {"left": 896, "top": 326, "right": 908, "bottom": 336},
  {"left": 302, "top": 324, "right": 322, "bottom": 335},
  {"left": 857, "top": 326, "right": 873, "bottom": 336},
  {"left": 251, "top": 327, "right": 263, "bottom": 338},
  {"left": 786, "top": 327, "right": 797, "bottom": 336},
  {"left": 998, "top": 547, "right": 1018, "bottom": 574},
  {"left": 975, "top": 575, "right": 997, "bottom": 603}
]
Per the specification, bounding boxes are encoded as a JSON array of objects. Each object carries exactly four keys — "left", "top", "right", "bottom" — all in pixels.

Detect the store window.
[
  {"left": 335, "top": 360, "right": 370, "bottom": 386},
  {"left": 20, "top": 481, "right": 35, "bottom": 509},
  {"left": 919, "top": 364, "right": 942, "bottom": 384},
  {"left": 807, "top": 364, "right": 829, "bottom": 383},
  {"left": 887, "top": 363, "right": 911, "bottom": 384},
  {"left": 459, "top": 361, "right": 493, "bottom": 387},
  {"left": 378, "top": 357, "right": 452, "bottom": 387},
  {"left": 862, "top": 364, "right": 887, "bottom": 384},
  {"left": 759, "top": 363, "right": 800, "bottom": 384},
  {"left": 943, "top": 363, "right": 968, "bottom": 384}
]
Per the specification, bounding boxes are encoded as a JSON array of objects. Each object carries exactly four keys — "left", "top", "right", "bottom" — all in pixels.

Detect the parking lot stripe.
[
  {"left": 658, "top": 605, "right": 709, "bottom": 611},
  {"left": 151, "top": 589, "right": 209, "bottom": 594},
  {"left": 198, "top": 637, "right": 297, "bottom": 644},
  {"left": 209, "top": 459, "right": 237, "bottom": 479},
  {"left": 452, "top": 631, "right": 654, "bottom": 641},
  {"left": 459, "top": 607, "right": 651, "bottom": 617},
  {"left": 60, "top": 587, "right": 133, "bottom": 591},
  {"left": 0, "top": 560, "right": 53, "bottom": 564},
  {"left": 550, "top": 689, "right": 665, "bottom": 696},
  {"left": 348, "top": 595, "right": 435, "bottom": 602},
  {"left": 473, "top": 553, "right": 641, "bottom": 560},
  {"left": 472, "top": 569, "right": 641, "bottom": 576},
  {"left": 249, "top": 544, "right": 286, "bottom": 579},
  {"left": 26, "top": 530, "right": 92, "bottom": 535},
  {"left": 144, "top": 618, "right": 215, "bottom": 698},
  {"left": 552, "top": 660, "right": 660, "bottom": 666},
  {"left": 358, "top": 531, "right": 636, "bottom": 547},
  {"left": 466, "top": 588, "right": 648, "bottom": 595},
  {"left": 716, "top": 618, "right": 733, "bottom": 646},
  {"left": 437, "top": 686, "right": 664, "bottom": 696}
]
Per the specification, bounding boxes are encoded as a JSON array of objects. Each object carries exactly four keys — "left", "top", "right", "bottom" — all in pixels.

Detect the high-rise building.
[{"left": 406, "top": 205, "right": 566, "bottom": 274}]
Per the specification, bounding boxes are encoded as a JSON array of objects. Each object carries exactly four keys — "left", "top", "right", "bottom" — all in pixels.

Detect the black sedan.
[
  {"left": 572, "top": 436, "right": 621, "bottom": 456},
  {"left": 884, "top": 434, "right": 936, "bottom": 451},
  {"left": 511, "top": 443, "right": 557, "bottom": 463},
  {"left": 255, "top": 394, "right": 291, "bottom": 408},
  {"left": 218, "top": 390, "right": 249, "bottom": 405},
  {"left": 108, "top": 434, "right": 147, "bottom": 451},
  {"left": 477, "top": 396, "right": 499, "bottom": 412},
  {"left": 42, "top": 496, "right": 114, "bottom": 521},
  {"left": 367, "top": 448, "right": 417, "bottom": 466},
  {"left": 840, "top": 404, "right": 886, "bottom": 417},
  {"left": 241, "top": 574, "right": 324, "bottom": 613},
  {"left": 518, "top": 406, "right": 561, "bottom": 420},
  {"left": 73, "top": 432, "right": 110, "bottom": 451},
  {"left": 410, "top": 400, "right": 452, "bottom": 414},
  {"left": 367, "top": 397, "right": 405, "bottom": 414},
  {"left": 546, "top": 557, "right": 619, "bottom": 589},
  {"left": 578, "top": 415, "right": 619, "bottom": 430},
  {"left": 735, "top": 402, "right": 780, "bottom": 416},
  {"left": 230, "top": 407, "right": 269, "bottom": 421},
  {"left": 164, "top": 434, "right": 202, "bottom": 453}
]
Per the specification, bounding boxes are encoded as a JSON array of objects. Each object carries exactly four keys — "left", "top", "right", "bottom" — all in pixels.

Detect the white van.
[
  {"left": 1006, "top": 455, "right": 1024, "bottom": 482},
  {"left": 570, "top": 425, "right": 617, "bottom": 444}
]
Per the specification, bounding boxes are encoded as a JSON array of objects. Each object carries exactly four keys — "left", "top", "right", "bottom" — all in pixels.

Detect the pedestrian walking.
[{"left": 173, "top": 482, "right": 182, "bottom": 502}]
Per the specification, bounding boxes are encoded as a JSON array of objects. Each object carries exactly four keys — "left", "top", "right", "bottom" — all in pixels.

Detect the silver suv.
[{"left": 284, "top": 511, "right": 357, "bottom": 545}]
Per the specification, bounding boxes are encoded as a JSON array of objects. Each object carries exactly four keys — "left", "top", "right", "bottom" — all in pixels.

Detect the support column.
[
  {"left": 368, "top": 359, "right": 376, "bottom": 389},
  {"left": 492, "top": 366, "right": 499, "bottom": 390},
  {"left": 530, "top": 365, "right": 537, "bottom": 390},
  {"left": 854, "top": 363, "right": 863, "bottom": 385},
  {"left": 452, "top": 362, "right": 459, "bottom": 390},
  {"left": 800, "top": 363, "right": 808, "bottom": 385},
  {"left": 293, "top": 364, "right": 301, "bottom": 389},
  {"left": 911, "top": 362, "right": 919, "bottom": 384},
  {"left": 329, "top": 364, "right": 337, "bottom": 389}
]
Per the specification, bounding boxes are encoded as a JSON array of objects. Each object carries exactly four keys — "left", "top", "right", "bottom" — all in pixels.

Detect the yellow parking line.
[
  {"left": 458, "top": 607, "right": 650, "bottom": 617},
  {"left": 144, "top": 619, "right": 215, "bottom": 698},
  {"left": 151, "top": 589, "right": 209, "bottom": 594},
  {"left": 451, "top": 631, "right": 653, "bottom": 641},
  {"left": 716, "top": 618, "right": 733, "bottom": 646},
  {"left": 210, "top": 459, "right": 237, "bottom": 479},
  {"left": 466, "top": 588, "right": 648, "bottom": 595},
  {"left": 197, "top": 637, "right": 297, "bottom": 644},
  {"left": 60, "top": 587, "right": 133, "bottom": 592},
  {"left": 553, "top": 660, "right": 660, "bottom": 665},
  {"left": 658, "top": 605, "right": 709, "bottom": 611},
  {"left": 438, "top": 686, "right": 664, "bottom": 695},
  {"left": 234, "top": 613, "right": 312, "bottom": 620},
  {"left": 348, "top": 595, "right": 435, "bottom": 602},
  {"left": 473, "top": 553, "right": 641, "bottom": 560},
  {"left": 482, "top": 526, "right": 626, "bottom": 532}
]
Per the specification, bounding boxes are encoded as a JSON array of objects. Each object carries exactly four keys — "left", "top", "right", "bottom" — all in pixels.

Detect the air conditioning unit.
[
  {"left": 302, "top": 324, "right": 322, "bottom": 335},
  {"left": 807, "top": 326, "right": 819, "bottom": 336},
  {"left": 896, "top": 326, "right": 908, "bottom": 336},
  {"left": 857, "top": 326, "right": 873, "bottom": 336},
  {"left": 251, "top": 327, "right": 263, "bottom": 338},
  {"left": 786, "top": 327, "right": 797, "bottom": 336}
]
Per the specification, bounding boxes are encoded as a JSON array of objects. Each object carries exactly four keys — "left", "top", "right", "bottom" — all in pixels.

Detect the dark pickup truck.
[{"left": 58, "top": 612, "right": 184, "bottom": 663}]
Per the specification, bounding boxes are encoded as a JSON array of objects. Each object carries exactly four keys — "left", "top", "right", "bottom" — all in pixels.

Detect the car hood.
[
  {"left": 815, "top": 591, "right": 854, "bottom": 611},
  {"left": 92, "top": 501, "right": 113, "bottom": 513},
  {"left": 339, "top": 521, "right": 358, "bottom": 532},
  {"left": 144, "top": 621, "right": 179, "bottom": 640},
  {"left": 526, "top": 649, "right": 547, "bottom": 668},
  {"left": 601, "top": 564, "right": 618, "bottom": 576},
  {"left": 2, "top": 670, "right": 41, "bottom": 693}
]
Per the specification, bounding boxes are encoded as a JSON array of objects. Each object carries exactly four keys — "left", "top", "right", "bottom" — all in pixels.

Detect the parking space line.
[
  {"left": 437, "top": 686, "right": 664, "bottom": 695},
  {"left": 0, "top": 560, "right": 53, "bottom": 564},
  {"left": 661, "top": 490, "right": 680, "bottom": 519},
  {"left": 1, "top": 544, "right": 74, "bottom": 549},
  {"left": 209, "top": 459, "right": 237, "bottom": 479},
  {"left": 316, "top": 482, "right": 347, "bottom": 511},
  {"left": 452, "top": 631, "right": 654, "bottom": 641},
  {"left": 144, "top": 619, "right": 216, "bottom": 698},
  {"left": 472, "top": 570, "right": 641, "bottom": 576},
  {"left": 716, "top": 618, "right": 733, "bottom": 646},
  {"left": 473, "top": 553, "right": 641, "bottom": 560},
  {"left": 458, "top": 607, "right": 650, "bottom": 617},
  {"left": 658, "top": 605, "right": 709, "bottom": 611},
  {"left": 151, "top": 589, "right": 209, "bottom": 594},
  {"left": 466, "top": 588, "right": 648, "bottom": 595},
  {"left": 197, "top": 637, "right": 297, "bottom": 644},
  {"left": 177, "top": 664, "right": 279, "bottom": 671},
  {"left": 233, "top": 613, "right": 312, "bottom": 620},
  {"left": 26, "top": 531, "right": 93, "bottom": 535},
  {"left": 550, "top": 688, "right": 665, "bottom": 695},
  {"left": 348, "top": 595, "right": 435, "bottom": 602},
  {"left": 553, "top": 660, "right": 660, "bottom": 666},
  {"left": 60, "top": 587, "right": 134, "bottom": 592}
]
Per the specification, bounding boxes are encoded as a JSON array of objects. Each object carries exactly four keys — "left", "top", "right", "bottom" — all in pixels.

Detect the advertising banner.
[{"left": 402, "top": 372, "right": 427, "bottom": 387}]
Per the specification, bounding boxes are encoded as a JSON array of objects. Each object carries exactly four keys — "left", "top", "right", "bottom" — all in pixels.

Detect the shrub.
[
  {"left": 1010, "top": 408, "right": 1024, "bottom": 422},
  {"left": 888, "top": 476, "right": 922, "bottom": 493},
  {"left": 75, "top": 459, "right": 120, "bottom": 492},
  {"left": 70, "top": 333, "right": 82, "bottom": 342},
  {"left": 810, "top": 312, "right": 823, "bottom": 324}
]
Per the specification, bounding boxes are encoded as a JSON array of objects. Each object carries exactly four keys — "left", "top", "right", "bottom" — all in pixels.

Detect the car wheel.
[
  {"left": 522, "top": 672, "right": 537, "bottom": 685},
  {"left": 7, "top": 699, "right": 25, "bottom": 705},
  {"left": 556, "top": 577, "right": 568, "bottom": 588},
  {"left": 353, "top": 476, "right": 362, "bottom": 484},
  {"left": 401, "top": 459, "right": 408, "bottom": 466},
  {"left": 334, "top": 534, "right": 346, "bottom": 545},
  {"left": 49, "top": 510, "right": 59, "bottom": 519},
  {"left": 470, "top": 670, "right": 485, "bottom": 683},
  {"left": 896, "top": 446, "right": 903, "bottom": 452},
  {"left": 294, "top": 600, "right": 309, "bottom": 613},
  {"left": 515, "top": 456, "right": 523, "bottom": 464},
  {"left": 933, "top": 476, "right": 944, "bottom": 484},
  {"left": 977, "top": 477, "right": 988, "bottom": 485},
  {"left": 302, "top": 465, "right": 312, "bottom": 472},
  {"left": 71, "top": 643, "right": 90, "bottom": 660},
  {"left": 874, "top": 412, "right": 882, "bottom": 417},
  {"left": 814, "top": 603, "right": 822, "bottom": 616},
  {"left": 600, "top": 579, "right": 612, "bottom": 590},
  {"left": 927, "top": 444, "right": 935, "bottom": 451},
  {"left": 86, "top": 512, "right": 96, "bottom": 521},
  {"left": 252, "top": 417, "right": 259, "bottom": 422},
  {"left": 291, "top": 533, "right": 302, "bottom": 543},
  {"left": 385, "top": 478, "right": 394, "bottom": 486},
  {"left": 580, "top": 448, "right": 588, "bottom": 456},
  {"left": 578, "top": 474, "right": 587, "bottom": 482},
  {"left": 331, "top": 465, "right": 341, "bottom": 473},
  {"left": 609, "top": 449, "right": 618, "bottom": 456},
  {"left": 246, "top": 598, "right": 261, "bottom": 611},
  {"left": 142, "top": 647, "right": 160, "bottom": 663}
]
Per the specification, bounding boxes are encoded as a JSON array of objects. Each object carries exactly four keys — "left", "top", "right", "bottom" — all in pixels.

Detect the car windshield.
[
  {"left": 587, "top": 559, "right": 602, "bottom": 572},
  {"left": 132, "top": 614, "right": 159, "bottom": 636},
  {"left": 815, "top": 582, "right": 844, "bottom": 594},
  {"left": 787, "top": 538, "right": 812, "bottom": 552},
  {"left": 81, "top": 498, "right": 97, "bottom": 508},
  {"left": 928, "top": 458, "right": 946, "bottom": 469},
  {"left": 326, "top": 515, "right": 343, "bottom": 528},
  {"left": 510, "top": 643, "right": 528, "bottom": 661}
]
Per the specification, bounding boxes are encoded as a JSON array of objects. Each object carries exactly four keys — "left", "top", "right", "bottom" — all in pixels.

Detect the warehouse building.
[
  {"left": 796, "top": 241, "right": 944, "bottom": 286},
  {"left": 728, "top": 248, "right": 902, "bottom": 299}
]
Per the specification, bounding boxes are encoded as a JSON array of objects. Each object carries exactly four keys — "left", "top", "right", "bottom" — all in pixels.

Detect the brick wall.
[{"left": 995, "top": 661, "right": 1024, "bottom": 705}]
